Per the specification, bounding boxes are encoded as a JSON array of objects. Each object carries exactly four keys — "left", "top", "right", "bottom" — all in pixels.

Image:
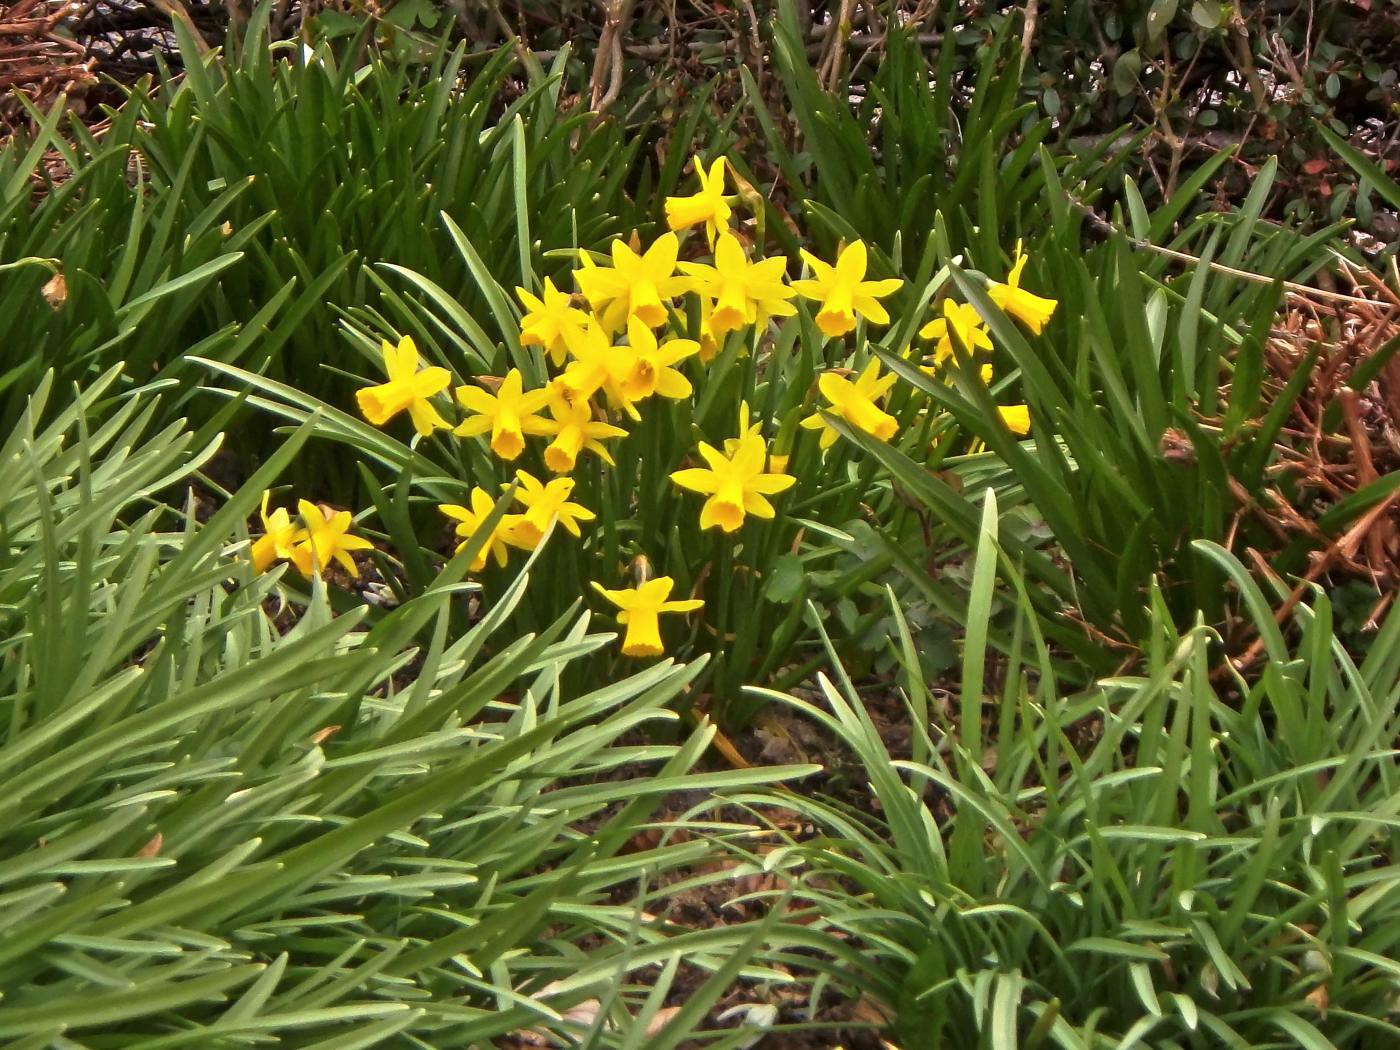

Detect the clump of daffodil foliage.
[{"left": 245, "top": 155, "right": 1057, "bottom": 710}]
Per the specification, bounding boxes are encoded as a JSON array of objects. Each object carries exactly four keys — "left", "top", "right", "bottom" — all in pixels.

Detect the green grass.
[
  {"left": 733, "top": 492, "right": 1400, "bottom": 1048},
  {"left": 0, "top": 374, "right": 827, "bottom": 1045}
]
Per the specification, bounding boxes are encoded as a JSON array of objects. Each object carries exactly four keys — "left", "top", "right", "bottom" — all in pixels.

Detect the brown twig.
[
  {"left": 588, "top": 0, "right": 635, "bottom": 117},
  {"left": 1222, "top": 489, "right": 1400, "bottom": 677},
  {"left": 817, "top": 0, "right": 855, "bottom": 91},
  {"left": 1070, "top": 194, "right": 1382, "bottom": 307},
  {"left": 1020, "top": 0, "right": 1039, "bottom": 61}
]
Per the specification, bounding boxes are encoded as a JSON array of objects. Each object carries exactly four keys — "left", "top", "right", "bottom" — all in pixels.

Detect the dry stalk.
[
  {"left": 589, "top": 0, "right": 636, "bottom": 117},
  {"left": 0, "top": 0, "right": 95, "bottom": 132}
]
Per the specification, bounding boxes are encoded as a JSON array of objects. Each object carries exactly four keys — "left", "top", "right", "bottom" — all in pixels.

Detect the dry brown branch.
[
  {"left": 817, "top": 0, "right": 854, "bottom": 91},
  {"left": 588, "top": 0, "right": 636, "bottom": 116},
  {"left": 1020, "top": 0, "right": 1038, "bottom": 60},
  {"left": 0, "top": 0, "right": 95, "bottom": 132},
  {"left": 147, "top": 0, "right": 210, "bottom": 52},
  {"left": 1070, "top": 192, "right": 1386, "bottom": 308},
  {"left": 1226, "top": 488, "right": 1399, "bottom": 675}
]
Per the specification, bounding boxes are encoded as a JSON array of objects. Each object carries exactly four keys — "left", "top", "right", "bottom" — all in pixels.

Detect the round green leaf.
[
  {"left": 1191, "top": 1, "right": 1222, "bottom": 29},
  {"left": 1113, "top": 50, "right": 1144, "bottom": 96}
]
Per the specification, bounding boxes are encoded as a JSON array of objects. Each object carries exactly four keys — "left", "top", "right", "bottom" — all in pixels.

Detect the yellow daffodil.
[
  {"left": 998, "top": 404, "right": 1031, "bottom": 435},
  {"left": 558, "top": 324, "right": 616, "bottom": 398},
  {"left": 250, "top": 491, "right": 300, "bottom": 573},
  {"left": 558, "top": 324, "right": 641, "bottom": 418},
  {"left": 664, "top": 155, "right": 732, "bottom": 247},
  {"left": 616, "top": 316, "right": 698, "bottom": 406},
  {"left": 791, "top": 240, "right": 903, "bottom": 339},
  {"left": 920, "top": 299, "right": 994, "bottom": 369},
  {"left": 454, "top": 369, "right": 552, "bottom": 461},
  {"left": 696, "top": 297, "right": 723, "bottom": 363},
  {"left": 440, "top": 488, "right": 531, "bottom": 571},
  {"left": 722, "top": 401, "right": 789, "bottom": 472},
  {"left": 574, "top": 232, "right": 689, "bottom": 333},
  {"left": 506, "top": 470, "right": 596, "bottom": 545},
  {"left": 671, "top": 426, "right": 795, "bottom": 534},
  {"left": 290, "top": 501, "right": 373, "bottom": 578},
  {"left": 355, "top": 335, "right": 451, "bottom": 436},
  {"left": 539, "top": 383, "right": 628, "bottom": 473},
  {"left": 679, "top": 233, "right": 795, "bottom": 339},
  {"left": 517, "top": 278, "right": 592, "bottom": 367},
  {"left": 801, "top": 359, "right": 899, "bottom": 449},
  {"left": 989, "top": 241, "right": 1058, "bottom": 334},
  {"left": 591, "top": 576, "right": 704, "bottom": 658}
]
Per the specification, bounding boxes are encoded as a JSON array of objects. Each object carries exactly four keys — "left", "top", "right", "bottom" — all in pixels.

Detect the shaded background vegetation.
[{"left": 9, "top": 0, "right": 1400, "bottom": 245}]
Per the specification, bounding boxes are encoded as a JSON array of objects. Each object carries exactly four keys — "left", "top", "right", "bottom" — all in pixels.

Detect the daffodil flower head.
[
  {"left": 919, "top": 299, "right": 994, "bottom": 369},
  {"left": 791, "top": 240, "right": 903, "bottom": 339},
  {"left": 559, "top": 329, "right": 645, "bottom": 420},
  {"left": 539, "top": 382, "right": 628, "bottom": 473},
  {"left": 557, "top": 324, "right": 616, "bottom": 400},
  {"left": 998, "top": 404, "right": 1031, "bottom": 436},
  {"left": 440, "top": 488, "right": 526, "bottom": 572},
  {"left": 591, "top": 576, "right": 704, "bottom": 658},
  {"left": 664, "top": 155, "right": 732, "bottom": 248},
  {"left": 725, "top": 399, "right": 762, "bottom": 446},
  {"left": 671, "top": 410, "right": 796, "bottom": 533},
  {"left": 506, "top": 469, "right": 596, "bottom": 545},
  {"left": 800, "top": 359, "right": 899, "bottom": 449},
  {"left": 454, "top": 369, "right": 553, "bottom": 461},
  {"left": 721, "top": 400, "right": 787, "bottom": 471},
  {"left": 517, "top": 278, "right": 592, "bottom": 367},
  {"left": 574, "top": 232, "right": 689, "bottom": 333},
  {"left": 695, "top": 297, "right": 723, "bottom": 363},
  {"left": 355, "top": 335, "right": 452, "bottom": 437},
  {"left": 250, "top": 491, "right": 300, "bottom": 573},
  {"left": 617, "top": 316, "right": 698, "bottom": 404},
  {"left": 290, "top": 501, "right": 373, "bottom": 578},
  {"left": 679, "top": 234, "right": 796, "bottom": 338},
  {"left": 989, "top": 241, "right": 1058, "bottom": 334}
]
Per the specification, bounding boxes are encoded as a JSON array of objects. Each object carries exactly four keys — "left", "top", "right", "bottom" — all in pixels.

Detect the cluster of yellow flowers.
[
  {"left": 439, "top": 470, "right": 594, "bottom": 572},
  {"left": 252, "top": 494, "right": 374, "bottom": 578},
  {"left": 917, "top": 240, "right": 1057, "bottom": 436},
  {"left": 256, "top": 156, "right": 1059, "bottom": 656}
]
